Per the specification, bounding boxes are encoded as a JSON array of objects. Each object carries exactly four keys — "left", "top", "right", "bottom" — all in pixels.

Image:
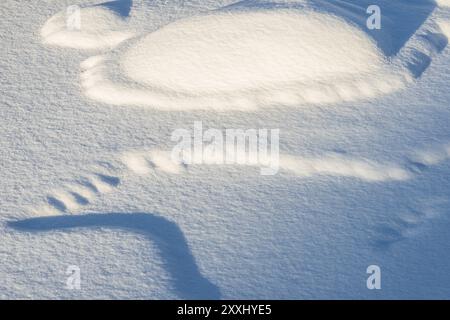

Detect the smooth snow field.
[{"left": 2, "top": 0, "right": 450, "bottom": 299}]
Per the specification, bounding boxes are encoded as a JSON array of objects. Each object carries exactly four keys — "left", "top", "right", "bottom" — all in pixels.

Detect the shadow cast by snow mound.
[
  {"left": 8, "top": 213, "right": 221, "bottom": 300},
  {"left": 95, "top": 0, "right": 132, "bottom": 17}
]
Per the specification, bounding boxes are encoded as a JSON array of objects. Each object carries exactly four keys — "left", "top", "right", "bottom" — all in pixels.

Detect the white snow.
[
  {"left": 439, "top": 20, "right": 450, "bottom": 36},
  {"left": 123, "top": 11, "right": 387, "bottom": 92},
  {"left": 2, "top": 0, "right": 450, "bottom": 299},
  {"left": 122, "top": 148, "right": 411, "bottom": 181},
  {"left": 41, "top": 6, "right": 134, "bottom": 50},
  {"left": 80, "top": 6, "right": 415, "bottom": 110},
  {"left": 437, "top": 0, "right": 450, "bottom": 7}
]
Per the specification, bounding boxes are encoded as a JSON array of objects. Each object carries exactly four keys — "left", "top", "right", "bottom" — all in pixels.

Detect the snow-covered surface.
[{"left": 2, "top": 0, "right": 450, "bottom": 299}]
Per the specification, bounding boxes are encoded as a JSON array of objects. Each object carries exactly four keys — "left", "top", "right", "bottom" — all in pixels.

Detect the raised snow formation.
[
  {"left": 41, "top": 5, "right": 135, "bottom": 50},
  {"left": 81, "top": 9, "right": 411, "bottom": 110},
  {"left": 41, "top": 0, "right": 449, "bottom": 110}
]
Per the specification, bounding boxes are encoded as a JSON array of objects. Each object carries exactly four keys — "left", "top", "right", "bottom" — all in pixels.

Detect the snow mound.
[
  {"left": 32, "top": 144, "right": 415, "bottom": 216},
  {"left": 439, "top": 21, "right": 450, "bottom": 37},
  {"left": 80, "top": 9, "right": 412, "bottom": 110},
  {"left": 121, "top": 149, "right": 410, "bottom": 182},
  {"left": 436, "top": 0, "right": 450, "bottom": 7},
  {"left": 41, "top": 6, "right": 134, "bottom": 50},
  {"left": 278, "top": 154, "right": 410, "bottom": 182},
  {"left": 122, "top": 11, "right": 385, "bottom": 93}
]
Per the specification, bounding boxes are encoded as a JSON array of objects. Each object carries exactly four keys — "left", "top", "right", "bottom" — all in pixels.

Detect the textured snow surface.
[
  {"left": 122, "top": 11, "right": 387, "bottom": 92},
  {"left": 41, "top": 6, "right": 134, "bottom": 50},
  {"left": 75, "top": 0, "right": 449, "bottom": 110},
  {"left": 437, "top": 0, "right": 450, "bottom": 7},
  {"left": 78, "top": 1, "right": 417, "bottom": 110},
  {"left": 2, "top": 0, "right": 450, "bottom": 299}
]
